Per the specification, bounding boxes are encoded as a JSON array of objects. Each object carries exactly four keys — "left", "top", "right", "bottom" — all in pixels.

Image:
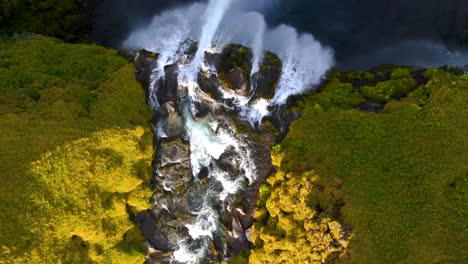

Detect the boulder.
[
  {"left": 135, "top": 210, "right": 172, "bottom": 251},
  {"left": 251, "top": 51, "right": 282, "bottom": 100},
  {"left": 154, "top": 139, "right": 192, "bottom": 193},
  {"left": 357, "top": 100, "right": 384, "bottom": 112},
  {"left": 156, "top": 64, "right": 178, "bottom": 105},
  {"left": 155, "top": 107, "right": 183, "bottom": 141},
  {"left": 236, "top": 208, "right": 255, "bottom": 231},
  {"left": 134, "top": 49, "right": 158, "bottom": 96},
  {"left": 225, "top": 68, "right": 249, "bottom": 96},
  {"left": 198, "top": 72, "right": 223, "bottom": 100},
  {"left": 156, "top": 139, "right": 190, "bottom": 167},
  {"left": 215, "top": 146, "right": 241, "bottom": 177}
]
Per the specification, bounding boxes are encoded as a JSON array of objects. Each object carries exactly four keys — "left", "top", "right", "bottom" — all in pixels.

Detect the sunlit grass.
[
  {"left": 252, "top": 68, "right": 468, "bottom": 263},
  {"left": 0, "top": 37, "right": 153, "bottom": 263}
]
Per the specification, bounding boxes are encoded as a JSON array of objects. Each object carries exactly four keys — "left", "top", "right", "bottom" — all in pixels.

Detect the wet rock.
[
  {"left": 155, "top": 139, "right": 192, "bottom": 192},
  {"left": 155, "top": 104, "right": 183, "bottom": 141},
  {"left": 215, "top": 146, "right": 241, "bottom": 177},
  {"left": 357, "top": 100, "right": 384, "bottom": 112},
  {"left": 135, "top": 210, "right": 172, "bottom": 251},
  {"left": 205, "top": 52, "right": 222, "bottom": 68},
  {"left": 225, "top": 68, "right": 248, "bottom": 96},
  {"left": 192, "top": 96, "right": 216, "bottom": 118},
  {"left": 156, "top": 139, "right": 190, "bottom": 167},
  {"left": 267, "top": 104, "right": 302, "bottom": 141},
  {"left": 134, "top": 49, "right": 158, "bottom": 96},
  {"left": 228, "top": 235, "right": 252, "bottom": 256},
  {"left": 197, "top": 166, "right": 209, "bottom": 181},
  {"left": 156, "top": 64, "right": 178, "bottom": 105},
  {"left": 198, "top": 72, "right": 223, "bottom": 100},
  {"left": 212, "top": 227, "right": 229, "bottom": 256},
  {"left": 236, "top": 208, "right": 255, "bottom": 230},
  {"left": 252, "top": 51, "right": 282, "bottom": 100}
]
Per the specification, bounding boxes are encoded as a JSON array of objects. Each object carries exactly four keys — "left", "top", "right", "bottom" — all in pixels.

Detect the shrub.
[
  {"left": 361, "top": 69, "right": 417, "bottom": 104},
  {"left": 272, "top": 144, "right": 282, "bottom": 155}
]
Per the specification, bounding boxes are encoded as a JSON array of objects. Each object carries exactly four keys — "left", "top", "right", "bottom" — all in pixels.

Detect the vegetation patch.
[
  {"left": 249, "top": 154, "right": 351, "bottom": 263},
  {"left": 0, "top": 0, "right": 92, "bottom": 42},
  {"left": 360, "top": 68, "right": 417, "bottom": 104},
  {"left": 252, "top": 68, "right": 468, "bottom": 263},
  {"left": 0, "top": 37, "right": 153, "bottom": 263}
]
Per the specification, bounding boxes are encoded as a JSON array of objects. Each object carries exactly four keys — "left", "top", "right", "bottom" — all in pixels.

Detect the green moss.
[
  {"left": 258, "top": 184, "right": 272, "bottom": 208},
  {"left": 269, "top": 70, "right": 468, "bottom": 263},
  {"left": 361, "top": 68, "right": 417, "bottom": 104},
  {"left": 329, "top": 70, "right": 376, "bottom": 88},
  {"left": 295, "top": 79, "right": 363, "bottom": 121},
  {"left": 0, "top": 0, "right": 91, "bottom": 43},
  {"left": 424, "top": 67, "right": 444, "bottom": 80},
  {"left": 218, "top": 44, "right": 253, "bottom": 84},
  {"left": 272, "top": 144, "right": 282, "bottom": 155},
  {"left": 0, "top": 37, "right": 153, "bottom": 263},
  {"left": 261, "top": 51, "right": 282, "bottom": 73}
]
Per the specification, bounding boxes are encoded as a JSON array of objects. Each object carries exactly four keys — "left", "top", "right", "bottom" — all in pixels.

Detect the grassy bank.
[
  {"left": 0, "top": 36, "right": 153, "bottom": 263},
  {"left": 251, "top": 68, "right": 467, "bottom": 263}
]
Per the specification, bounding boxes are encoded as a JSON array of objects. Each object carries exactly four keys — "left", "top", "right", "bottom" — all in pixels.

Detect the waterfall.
[
  {"left": 249, "top": 13, "right": 266, "bottom": 77},
  {"left": 124, "top": 0, "right": 334, "bottom": 262},
  {"left": 191, "top": 0, "right": 232, "bottom": 70}
]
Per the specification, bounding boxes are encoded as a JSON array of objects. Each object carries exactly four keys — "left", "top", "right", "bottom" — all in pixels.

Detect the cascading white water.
[
  {"left": 266, "top": 25, "right": 334, "bottom": 105},
  {"left": 191, "top": 0, "right": 232, "bottom": 71},
  {"left": 123, "top": 0, "right": 334, "bottom": 262},
  {"left": 249, "top": 13, "right": 266, "bottom": 77}
]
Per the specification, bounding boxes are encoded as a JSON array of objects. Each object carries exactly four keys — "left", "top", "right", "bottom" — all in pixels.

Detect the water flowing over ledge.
[{"left": 125, "top": 0, "right": 334, "bottom": 262}]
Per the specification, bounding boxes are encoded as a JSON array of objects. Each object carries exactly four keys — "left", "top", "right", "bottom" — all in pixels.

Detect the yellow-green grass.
[
  {"left": 0, "top": 36, "right": 153, "bottom": 263},
  {"left": 253, "top": 69, "right": 467, "bottom": 263}
]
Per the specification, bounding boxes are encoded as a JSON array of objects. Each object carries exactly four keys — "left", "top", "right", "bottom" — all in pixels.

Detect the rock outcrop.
[{"left": 133, "top": 44, "right": 283, "bottom": 262}]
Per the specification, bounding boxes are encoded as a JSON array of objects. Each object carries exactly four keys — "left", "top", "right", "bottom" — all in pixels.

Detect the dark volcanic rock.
[
  {"left": 136, "top": 210, "right": 172, "bottom": 251},
  {"left": 215, "top": 146, "right": 241, "bottom": 177},
  {"left": 134, "top": 49, "right": 158, "bottom": 97},
  {"left": 134, "top": 43, "right": 281, "bottom": 262},
  {"left": 225, "top": 68, "right": 248, "bottom": 96},
  {"left": 198, "top": 72, "right": 223, "bottom": 100},
  {"left": 252, "top": 51, "right": 282, "bottom": 100},
  {"left": 157, "top": 64, "right": 178, "bottom": 105},
  {"left": 154, "top": 139, "right": 192, "bottom": 192},
  {"left": 357, "top": 100, "right": 384, "bottom": 113}
]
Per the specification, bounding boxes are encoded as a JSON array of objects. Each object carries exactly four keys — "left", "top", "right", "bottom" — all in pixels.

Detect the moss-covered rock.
[
  {"left": 252, "top": 50, "right": 282, "bottom": 100},
  {"left": 217, "top": 43, "right": 253, "bottom": 90}
]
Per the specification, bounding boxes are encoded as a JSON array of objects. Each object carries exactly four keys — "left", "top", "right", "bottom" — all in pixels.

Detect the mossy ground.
[
  {"left": 0, "top": 36, "right": 153, "bottom": 263},
  {"left": 251, "top": 68, "right": 468, "bottom": 263},
  {"left": 0, "top": 0, "right": 91, "bottom": 42}
]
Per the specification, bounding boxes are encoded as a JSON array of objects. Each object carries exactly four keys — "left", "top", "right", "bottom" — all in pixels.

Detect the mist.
[
  {"left": 93, "top": 0, "right": 468, "bottom": 69},
  {"left": 123, "top": 0, "right": 334, "bottom": 104}
]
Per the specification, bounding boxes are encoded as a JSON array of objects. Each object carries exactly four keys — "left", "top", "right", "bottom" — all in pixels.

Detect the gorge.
[
  {"left": 1, "top": 1, "right": 467, "bottom": 263},
  {"left": 125, "top": 0, "right": 334, "bottom": 262}
]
